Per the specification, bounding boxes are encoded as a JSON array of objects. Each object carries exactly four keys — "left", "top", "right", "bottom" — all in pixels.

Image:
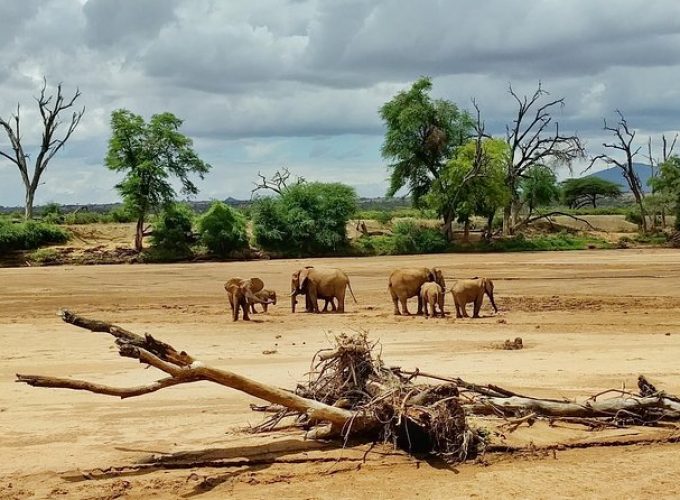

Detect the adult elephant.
[
  {"left": 224, "top": 277, "right": 273, "bottom": 321},
  {"left": 388, "top": 267, "right": 445, "bottom": 315},
  {"left": 450, "top": 277, "right": 498, "bottom": 318},
  {"left": 291, "top": 266, "right": 357, "bottom": 313}
]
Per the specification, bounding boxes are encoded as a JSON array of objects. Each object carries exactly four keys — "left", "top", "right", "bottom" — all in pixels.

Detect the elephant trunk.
[
  {"left": 291, "top": 290, "right": 298, "bottom": 313},
  {"left": 487, "top": 290, "right": 498, "bottom": 313}
]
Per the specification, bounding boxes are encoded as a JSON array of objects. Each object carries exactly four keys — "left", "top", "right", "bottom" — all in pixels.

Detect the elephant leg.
[
  {"left": 423, "top": 299, "right": 429, "bottom": 318},
  {"left": 305, "top": 293, "right": 315, "bottom": 313},
  {"left": 416, "top": 295, "right": 424, "bottom": 315},
  {"left": 453, "top": 297, "right": 462, "bottom": 318},
  {"left": 229, "top": 296, "right": 238, "bottom": 321},
  {"left": 391, "top": 295, "right": 401, "bottom": 315},
  {"left": 336, "top": 288, "right": 346, "bottom": 313},
  {"left": 330, "top": 299, "right": 337, "bottom": 312},
  {"left": 250, "top": 303, "right": 257, "bottom": 314},
  {"left": 241, "top": 299, "right": 251, "bottom": 321},
  {"left": 473, "top": 298, "right": 482, "bottom": 318},
  {"left": 263, "top": 303, "right": 268, "bottom": 313},
  {"left": 400, "top": 296, "right": 410, "bottom": 315},
  {"left": 461, "top": 301, "right": 469, "bottom": 318}
]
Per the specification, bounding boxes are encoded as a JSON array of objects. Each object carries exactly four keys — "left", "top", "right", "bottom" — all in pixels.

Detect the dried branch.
[{"left": 251, "top": 168, "right": 305, "bottom": 197}]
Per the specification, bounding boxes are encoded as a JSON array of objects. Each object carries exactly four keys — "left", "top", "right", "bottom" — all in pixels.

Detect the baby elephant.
[
  {"left": 451, "top": 277, "right": 498, "bottom": 318},
  {"left": 419, "top": 282, "right": 445, "bottom": 318},
  {"left": 249, "top": 289, "right": 277, "bottom": 313}
]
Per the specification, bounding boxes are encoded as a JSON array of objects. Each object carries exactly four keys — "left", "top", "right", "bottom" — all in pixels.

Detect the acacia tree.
[
  {"left": 105, "top": 109, "right": 211, "bottom": 252},
  {"left": 647, "top": 134, "right": 677, "bottom": 228},
  {"left": 380, "top": 77, "right": 473, "bottom": 235},
  {"left": 0, "top": 78, "right": 84, "bottom": 219},
  {"left": 588, "top": 111, "right": 648, "bottom": 232},
  {"left": 561, "top": 177, "right": 622, "bottom": 209},
  {"left": 504, "top": 83, "right": 584, "bottom": 234}
]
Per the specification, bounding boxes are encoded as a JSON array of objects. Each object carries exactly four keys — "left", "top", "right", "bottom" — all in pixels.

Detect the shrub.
[
  {"left": 0, "top": 220, "right": 70, "bottom": 252},
  {"left": 150, "top": 203, "right": 195, "bottom": 258},
  {"left": 354, "top": 221, "right": 449, "bottom": 255},
  {"left": 109, "top": 205, "right": 136, "bottom": 223},
  {"left": 374, "top": 211, "right": 394, "bottom": 226},
  {"left": 252, "top": 182, "right": 357, "bottom": 256},
  {"left": 197, "top": 201, "right": 249, "bottom": 257}
]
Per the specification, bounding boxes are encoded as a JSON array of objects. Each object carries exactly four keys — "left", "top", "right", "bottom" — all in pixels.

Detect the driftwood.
[{"left": 16, "top": 311, "right": 680, "bottom": 463}]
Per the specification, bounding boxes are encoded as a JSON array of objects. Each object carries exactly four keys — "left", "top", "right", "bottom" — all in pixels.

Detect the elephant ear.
[
  {"left": 224, "top": 277, "right": 242, "bottom": 292},
  {"left": 249, "top": 277, "right": 265, "bottom": 293},
  {"left": 299, "top": 267, "right": 312, "bottom": 289}
]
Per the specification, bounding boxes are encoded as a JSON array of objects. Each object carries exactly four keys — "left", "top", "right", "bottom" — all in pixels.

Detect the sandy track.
[{"left": 2, "top": 249, "right": 680, "bottom": 498}]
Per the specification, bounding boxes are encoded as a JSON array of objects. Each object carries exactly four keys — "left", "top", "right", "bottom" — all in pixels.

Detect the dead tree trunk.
[{"left": 0, "top": 78, "right": 84, "bottom": 220}]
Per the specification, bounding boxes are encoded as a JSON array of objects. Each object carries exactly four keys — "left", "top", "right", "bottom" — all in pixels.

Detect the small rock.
[
  {"left": 497, "top": 318, "right": 507, "bottom": 324},
  {"left": 262, "top": 349, "right": 277, "bottom": 355}
]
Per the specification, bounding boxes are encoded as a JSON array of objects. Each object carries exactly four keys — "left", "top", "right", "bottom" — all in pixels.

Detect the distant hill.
[{"left": 586, "top": 163, "right": 653, "bottom": 193}]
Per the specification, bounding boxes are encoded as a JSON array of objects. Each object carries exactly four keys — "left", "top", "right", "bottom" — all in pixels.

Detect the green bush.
[
  {"left": 197, "top": 201, "right": 249, "bottom": 257},
  {"left": 150, "top": 203, "right": 195, "bottom": 258},
  {"left": 252, "top": 182, "right": 357, "bottom": 256},
  {"left": 0, "top": 220, "right": 70, "bottom": 252},
  {"left": 354, "top": 221, "right": 449, "bottom": 255},
  {"left": 109, "top": 205, "right": 136, "bottom": 223},
  {"left": 624, "top": 209, "right": 643, "bottom": 226},
  {"left": 483, "top": 233, "right": 612, "bottom": 252}
]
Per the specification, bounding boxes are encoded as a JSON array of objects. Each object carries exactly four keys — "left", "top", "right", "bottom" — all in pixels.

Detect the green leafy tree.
[
  {"left": 252, "top": 182, "right": 357, "bottom": 256},
  {"left": 197, "top": 202, "right": 249, "bottom": 257},
  {"left": 380, "top": 77, "right": 473, "bottom": 230},
  {"left": 429, "top": 138, "right": 510, "bottom": 241},
  {"left": 520, "top": 165, "right": 560, "bottom": 215},
  {"left": 561, "top": 177, "right": 622, "bottom": 208},
  {"left": 649, "top": 156, "right": 680, "bottom": 230},
  {"left": 150, "top": 203, "right": 195, "bottom": 258},
  {"left": 105, "top": 109, "right": 210, "bottom": 251}
]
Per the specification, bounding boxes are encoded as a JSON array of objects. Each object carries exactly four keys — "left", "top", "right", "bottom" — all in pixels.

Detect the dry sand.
[{"left": 2, "top": 249, "right": 680, "bottom": 498}]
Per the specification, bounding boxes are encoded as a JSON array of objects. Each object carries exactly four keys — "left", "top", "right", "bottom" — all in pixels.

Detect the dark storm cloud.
[{"left": 1, "top": 0, "right": 680, "bottom": 205}]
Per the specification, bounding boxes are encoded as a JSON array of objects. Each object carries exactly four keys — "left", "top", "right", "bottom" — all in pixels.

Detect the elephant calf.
[
  {"left": 249, "top": 289, "right": 277, "bottom": 313},
  {"left": 451, "top": 277, "right": 498, "bottom": 319},
  {"left": 420, "top": 282, "right": 445, "bottom": 318},
  {"left": 224, "top": 277, "right": 273, "bottom": 321}
]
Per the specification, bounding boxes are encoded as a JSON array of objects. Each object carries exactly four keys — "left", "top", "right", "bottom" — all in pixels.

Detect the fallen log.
[{"left": 15, "top": 311, "right": 680, "bottom": 464}]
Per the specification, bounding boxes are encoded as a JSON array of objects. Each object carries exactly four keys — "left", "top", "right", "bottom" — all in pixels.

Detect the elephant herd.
[{"left": 224, "top": 265, "right": 498, "bottom": 322}]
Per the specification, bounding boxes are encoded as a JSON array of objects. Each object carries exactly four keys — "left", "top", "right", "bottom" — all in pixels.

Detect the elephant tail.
[{"left": 347, "top": 281, "right": 358, "bottom": 303}]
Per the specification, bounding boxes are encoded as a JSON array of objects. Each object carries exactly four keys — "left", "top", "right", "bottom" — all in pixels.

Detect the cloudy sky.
[{"left": 1, "top": 0, "right": 680, "bottom": 207}]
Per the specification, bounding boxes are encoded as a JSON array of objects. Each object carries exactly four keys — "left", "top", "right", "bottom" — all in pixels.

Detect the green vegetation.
[
  {"left": 105, "top": 109, "right": 211, "bottom": 251},
  {"left": 196, "top": 202, "right": 249, "bottom": 257},
  {"left": 0, "top": 220, "right": 69, "bottom": 252},
  {"left": 354, "top": 220, "right": 448, "bottom": 255},
  {"left": 150, "top": 203, "right": 195, "bottom": 259},
  {"left": 649, "top": 156, "right": 680, "bottom": 230},
  {"left": 429, "top": 138, "right": 510, "bottom": 239},
  {"left": 252, "top": 182, "right": 357, "bottom": 256},
  {"left": 561, "top": 177, "right": 622, "bottom": 208},
  {"left": 380, "top": 77, "right": 473, "bottom": 233}
]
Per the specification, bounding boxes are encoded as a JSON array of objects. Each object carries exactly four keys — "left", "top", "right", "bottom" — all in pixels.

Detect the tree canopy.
[
  {"left": 428, "top": 137, "right": 510, "bottom": 238},
  {"left": 105, "top": 109, "right": 210, "bottom": 251},
  {"left": 561, "top": 177, "right": 622, "bottom": 208},
  {"left": 380, "top": 77, "right": 473, "bottom": 207},
  {"left": 252, "top": 182, "right": 357, "bottom": 256}
]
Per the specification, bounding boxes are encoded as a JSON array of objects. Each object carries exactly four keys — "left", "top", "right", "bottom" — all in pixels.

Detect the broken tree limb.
[
  {"left": 60, "top": 309, "right": 195, "bottom": 367},
  {"left": 467, "top": 395, "right": 680, "bottom": 419},
  {"left": 15, "top": 374, "right": 188, "bottom": 399},
  {"left": 20, "top": 311, "right": 376, "bottom": 433}
]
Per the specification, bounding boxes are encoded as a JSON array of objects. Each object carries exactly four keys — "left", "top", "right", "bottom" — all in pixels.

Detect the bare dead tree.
[
  {"left": 251, "top": 168, "right": 305, "bottom": 197},
  {"left": 588, "top": 111, "right": 648, "bottom": 233},
  {"left": 0, "top": 78, "right": 84, "bottom": 219},
  {"left": 504, "top": 83, "right": 585, "bottom": 234}
]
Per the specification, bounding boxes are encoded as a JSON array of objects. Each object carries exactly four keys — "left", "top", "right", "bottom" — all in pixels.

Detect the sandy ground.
[{"left": 2, "top": 249, "right": 680, "bottom": 498}]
